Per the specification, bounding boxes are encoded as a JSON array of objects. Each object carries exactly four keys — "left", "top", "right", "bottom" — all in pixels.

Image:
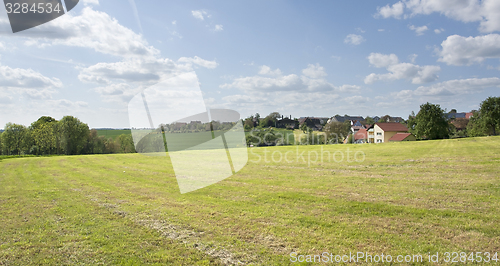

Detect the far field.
[
  {"left": 0, "top": 137, "right": 499, "bottom": 265},
  {"left": 96, "top": 129, "right": 132, "bottom": 139}
]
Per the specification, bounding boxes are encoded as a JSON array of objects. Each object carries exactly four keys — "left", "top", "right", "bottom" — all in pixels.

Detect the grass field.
[
  {"left": 96, "top": 129, "right": 132, "bottom": 139},
  {"left": 1, "top": 137, "right": 499, "bottom": 265}
]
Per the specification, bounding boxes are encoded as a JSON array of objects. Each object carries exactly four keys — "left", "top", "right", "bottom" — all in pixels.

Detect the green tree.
[
  {"left": 32, "top": 122, "right": 56, "bottom": 155},
  {"left": 467, "top": 110, "right": 487, "bottom": 137},
  {"left": 116, "top": 134, "right": 136, "bottom": 153},
  {"left": 380, "top": 115, "right": 391, "bottom": 122},
  {"left": 407, "top": 111, "right": 417, "bottom": 135},
  {"left": 478, "top": 96, "right": 500, "bottom": 135},
  {"left": 58, "top": 116, "right": 90, "bottom": 155},
  {"left": 323, "top": 121, "right": 351, "bottom": 144},
  {"left": 2, "top": 123, "right": 28, "bottom": 155},
  {"left": 300, "top": 123, "right": 309, "bottom": 133},
  {"left": 365, "top": 116, "right": 375, "bottom": 125},
  {"left": 415, "top": 102, "right": 449, "bottom": 140},
  {"left": 30, "top": 116, "right": 58, "bottom": 155}
]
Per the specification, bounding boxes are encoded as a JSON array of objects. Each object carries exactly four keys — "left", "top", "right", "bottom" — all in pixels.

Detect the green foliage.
[
  {"left": 116, "top": 134, "right": 136, "bottom": 153},
  {"left": 258, "top": 112, "right": 281, "bottom": 128},
  {"left": 58, "top": 116, "right": 90, "bottom": 155},
  {"left": 299, "top": 132, "right": 327, "bottom": 145},
  {"left": 478, "top": 96, "right": 500, "bottom": 135},
  {"left": 323, "top": 121, "right": 350, "bottom": 144},
  {"left": 466, "top": 97, "right": 500, "bottom": 136},
  {"left": 1, "top": 123, "right": 28, "bottom": 155},
  {"left": 415, "top": 102, "right": 449, "bottom": 140},
  {"left": 1, "top": 116, "right": 138, "bottom": 157},
  {"left": 299, "top": 123, "right": 310, "bottom": 133},
  {"left": 246, "top": 128, "right": 280, "bottom": 146},
  {"left": 365, "top": 116, "right": 375, "bottom": 125},
  {"left": 467, "top": 111, "right": 487, "bottom": 137},
  {"left": 406, "top": 111, "right": 417, "bottom": 135}
]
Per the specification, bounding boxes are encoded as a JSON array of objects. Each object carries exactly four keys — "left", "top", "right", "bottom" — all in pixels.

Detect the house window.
[
  {"left": 376, "top": 132, "right": 382, "bottom": 136},
  {"left": 377, "top": 139, "right": 382, "bottom": 143}
]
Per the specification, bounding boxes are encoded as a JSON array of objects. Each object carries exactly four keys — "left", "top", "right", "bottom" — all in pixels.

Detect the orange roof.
[
  {"left": 375, "top": 122, "right": 408, "bottom": 132},
  {"left": 354, "top": 128, "right": 368, "bottom": 140},
  {"left": 389, "top": 133, "right": 412, "bottom": 141}
]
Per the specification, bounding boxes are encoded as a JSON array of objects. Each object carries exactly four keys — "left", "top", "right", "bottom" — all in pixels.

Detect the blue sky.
[{"left": 0, "top": 0, "right": 499, "bottom": 128}]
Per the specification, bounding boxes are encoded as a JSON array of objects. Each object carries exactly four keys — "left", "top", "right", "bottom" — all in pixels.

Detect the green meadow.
[
  {"left": 0, "top": 137, "right": 499, "bottom": 265},
  {"left": 96, "top": 129, "right": 132, "bottom": 140}
]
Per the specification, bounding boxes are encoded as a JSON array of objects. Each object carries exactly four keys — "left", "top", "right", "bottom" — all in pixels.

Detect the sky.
[{"left": 0, "top": 0, "right": 499, "bottom": 128}]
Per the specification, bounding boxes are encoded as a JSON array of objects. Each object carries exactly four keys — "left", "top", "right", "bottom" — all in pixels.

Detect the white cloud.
[
  {"left": 80, "top": 56, "right": 216, "bottom": 85},
  {"left": 302, "top": 63, "right": 327, "bottom": 79},
  {"left": 49, "top": 99, "right": 89, "bottom": 108},
  {"left": 221, "top": 63, "right": 359, "bottom": 96},
  {"left": 414, "top": 77, "right": 500, "bottom": 95},
  {"left": 258, "top": 65, "right": 282, "bottom": 76},
  {"left": 368, "top": 53, "right": 400, "bottom": 68},
  {"left": 409, "top": 24, "right": 428, "bottom": 35},
  {"left": 0, "top": 62, "right": 63, "bottom": 102},
  {"left": 434, "top": 28, "right": 444, "bottom": 34},
  {"left": 214, "top": 24, "right": 224, "bottom": 32},
  {"left": 220, "top": 74, "right": 303, "bottom": 92},
  {"left": 365, "top": 53, "right": 440, "bottom": 84},
  {"left": 376, "top": 0, "right": 500, "bottom": 32},
  {"left": 191, "top": 10, "right": 207, "bottom": 21},
  {"left": 178, "top": 56, "right": 218, "bottom": 69},
  {"left": 408, "top": 54, "right": 418, "bottom": 63},
  {"left": 344, "top": 34, "right": 365, "bottom": 45},
  {"left": 345, "top": 95, "right": 370, "bottom": 104},
  {"left": 395, "top": 77, "right": 500, "bottom": 99},
  {"left": 338, "top": 85, "right": 361, "bottom": 93},
  {"left": 10, "top": 7, "right": 159, "bottom": 58},
  {"left": 376, "top": 2, "right": 405, "bottom": 19},
  {"left": 81, "top": 56, "right": 217, "bottom": 103},
  {"left": 82, "top": 0, "right": 99, "bottom": 5},
  {"left": 438, "top": 34, "right": 500, "bottom": 66},
  {"left": 172, "top": 20, "right": 177, "bottom": 25},
  {"left": 0, "top": 64, "right": 62, "bottom": 89},
  {"left": 0, "top": 95, "right": 12, "bottom": 105}
]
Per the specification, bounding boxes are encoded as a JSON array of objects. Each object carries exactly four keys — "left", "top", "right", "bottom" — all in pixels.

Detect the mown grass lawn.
[{"left": 1, "top": 137, "right": 499, "bottom": 265}]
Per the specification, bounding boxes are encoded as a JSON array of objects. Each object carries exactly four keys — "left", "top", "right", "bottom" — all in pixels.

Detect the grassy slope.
[
  {"left": 96, "top": 129, "right": 132, "bottom": 140},
  {"left": 0, "top": 137, "right": 499, "bottom": 265}
]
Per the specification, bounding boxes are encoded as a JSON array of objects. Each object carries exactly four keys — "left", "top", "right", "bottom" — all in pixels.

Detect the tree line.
[
  {"left": 0, "top": 116, "right": 135, "bottom": 156},
  {"left": 407, "top": 96, "right": 500, "bottom": 139}
]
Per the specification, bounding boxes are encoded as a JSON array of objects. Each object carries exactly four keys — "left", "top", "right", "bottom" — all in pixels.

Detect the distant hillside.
[{"left": 95, "top": 129, "right": 131, "bottom": 139}]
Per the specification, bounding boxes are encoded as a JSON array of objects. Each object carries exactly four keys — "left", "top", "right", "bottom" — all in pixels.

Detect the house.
[
  {"left": 388, "top": 133, "right": 416, "bottom": 142},
  {"left": 373, "top": 122, "right": 414, "bottom": 143},
  {"left": 299, "top": 117, "right": 323, "bottom": 131},
  {"left": 277, "top": 117, "right": 298, "bottom": 129},
  {"left": 450, "top": 118, "right": 469, "bottom": 131},
  {"left": 446, "top": 112, "right": 467, "bottom": 119},
  {"left": 353, "top": 128, "right": 368, "bottom": 143},
  {"left": 329, "top": 115, "right": 365, "bottom": 124},
  {"left": 350, "top": 120, "right": 365, "bottom": 134}
]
